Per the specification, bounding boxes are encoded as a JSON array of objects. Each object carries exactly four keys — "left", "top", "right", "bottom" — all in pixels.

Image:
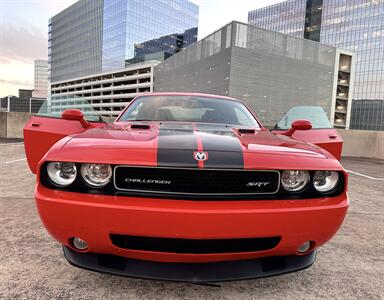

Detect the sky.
[{"left": 0, "top": 0, "right": 283, "bottom": 97}]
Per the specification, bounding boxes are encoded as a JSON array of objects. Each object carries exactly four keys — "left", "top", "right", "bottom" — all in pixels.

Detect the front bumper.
[
  {"left": 36, "top": 184, "right": 348, "bottom": 264},
  {"left": 63, "top": 246, "right": 317, "bottom": 283}
]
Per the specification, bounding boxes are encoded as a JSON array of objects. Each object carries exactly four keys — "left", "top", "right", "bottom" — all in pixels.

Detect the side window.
[
  {"left": 37, "top": 97, "right": 103, "bottom": 122},
  {"left": 276, "top": 106, "right": 332, "bottom": 130}
]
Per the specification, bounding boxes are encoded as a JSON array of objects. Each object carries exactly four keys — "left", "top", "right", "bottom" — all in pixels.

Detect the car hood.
[{"left": 50, "top": 122, "right": 339, "bottom": 170}]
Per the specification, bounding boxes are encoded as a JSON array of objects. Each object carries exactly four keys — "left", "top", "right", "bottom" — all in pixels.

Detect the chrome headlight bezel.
[
  {"left": 281, "top": 170, "right": 310, "bottom": 193},
  {"left": 46, "top": 162, "right": 77, "bottom": 187},
  {"left": 313, "top": 170, "right": 340, "bottom": 194},
  {"left": 80, "top": 163, "right": 112, "bottom": 188}
]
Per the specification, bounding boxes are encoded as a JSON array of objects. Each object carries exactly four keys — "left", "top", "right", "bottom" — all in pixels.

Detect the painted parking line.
[
  {"left": 346, "top": 169, "right": 384, "bottom": 181},
  {"left": 4, "top": 158, "right": 26, "bottom": 164},
  {"left": 0, "top": 142, "right": 24, "bottom": 145}
]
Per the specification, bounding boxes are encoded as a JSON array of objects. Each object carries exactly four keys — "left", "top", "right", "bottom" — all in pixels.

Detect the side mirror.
[
  {"left": 285, "top": 119, "right": 312, "bottom": 136},
  {"left": 62, "top": 109, "right": 89, "bottom": 128}
]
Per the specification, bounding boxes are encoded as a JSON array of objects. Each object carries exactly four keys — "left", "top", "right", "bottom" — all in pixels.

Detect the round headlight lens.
[
  {"left": 281, "top": 170, "right": 310, "bottom": 192},
  {"left": 313, "top": 171, "right": 339, "bottom": 193},
  {"left": 47, "top": 162, "right": 77, "bottom": 187},
  {"left": 81, "top": 164, "right": 112, "bottom": 187}
]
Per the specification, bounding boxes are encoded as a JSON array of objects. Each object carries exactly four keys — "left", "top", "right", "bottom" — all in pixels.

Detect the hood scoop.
[
  {"left": 131, "top": 124, "right": 150, "bottom": 130},
  {"left": 236, "top": 128, "right": 256, "bottom": 135}
]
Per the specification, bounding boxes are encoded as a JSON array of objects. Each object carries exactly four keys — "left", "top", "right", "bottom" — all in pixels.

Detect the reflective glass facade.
[
  {"left": 101, "top": 0, "right": 128, "bottom": 71},
  {"left": 248, "top": 0, "right": 384, "bottom": 130},
  {"left": 303, "top": 0, "right": 323, "bottom": 42},
  {"left": 320, "top": 1, "right": 384, "bottom": 102},
  {"left": 248, "top": 0, "right": 306, "bottom": 38},
  {"left": 50, "top": 0, "right": 198, "bottom": 82},
  {"left": 101, "top": 0, "right": 198, "bottom": 71},
  {"left": 350, "top": 99, "right": 384, "bottom": 130},
  {"left": 49, "top": 0, "right": 104, "bottom": 83},
  {"left": 127, "top": 27, "right": 198, "bottom": 65},
  {"left": 33, "top": 60, "right": 48, "bottom": 98}
]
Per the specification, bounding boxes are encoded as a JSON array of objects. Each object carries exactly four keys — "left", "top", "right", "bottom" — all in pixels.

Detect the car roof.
[{"left": 134, "top": 92, "right": 242, "bottom": 102}]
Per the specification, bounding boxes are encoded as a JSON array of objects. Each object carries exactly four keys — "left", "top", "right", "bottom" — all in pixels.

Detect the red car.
[{"left": 24, "top": 93, "right": 348, "bottom": 282}]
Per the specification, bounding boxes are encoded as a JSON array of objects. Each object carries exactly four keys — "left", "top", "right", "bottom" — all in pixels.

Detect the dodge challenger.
[{"left": 24, "top": 93, "right": 348, "bottom": 282}]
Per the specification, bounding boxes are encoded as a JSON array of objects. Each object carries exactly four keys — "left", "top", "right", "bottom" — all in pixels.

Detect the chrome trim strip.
[{"left": 113, "top": 165, "right": 281, "bottom": 196}]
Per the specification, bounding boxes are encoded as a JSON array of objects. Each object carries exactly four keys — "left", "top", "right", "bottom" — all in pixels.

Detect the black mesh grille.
[
  {"left": 114, "top": 166, "right": 280, "bottom": 196},
  {"left": 110, "top": 234, "right": 281, "bottom": 254}
]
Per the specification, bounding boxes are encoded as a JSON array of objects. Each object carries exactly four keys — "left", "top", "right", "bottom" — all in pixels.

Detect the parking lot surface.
[{"left": 0, "top": 142, "right": 383, "bottom": 299}]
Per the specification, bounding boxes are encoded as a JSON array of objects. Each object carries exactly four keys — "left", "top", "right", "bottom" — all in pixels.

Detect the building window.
[
  {"left": 226, "top": 24, "right": 232, "bottom": 48},
  {"left": 213, "top": 30, "right": 222, "bottom": 54},
  {"left": 304, "top": 0, "right": 323, "bottom": 42},
  {"left": 235, "top": 23, "right": 247, "bottom": 48}
]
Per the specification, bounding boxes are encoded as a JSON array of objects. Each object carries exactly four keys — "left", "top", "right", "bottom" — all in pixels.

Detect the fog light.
[
  {"left": 297, "top": 241, "right": 311, "bottom": 253},
  {"left": 73, "top": 237, "right": 88, "bottom": 250}
]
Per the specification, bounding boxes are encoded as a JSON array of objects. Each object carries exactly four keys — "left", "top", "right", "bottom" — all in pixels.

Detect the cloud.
[
  {"left": 0, "top": 57, "right": 12, "bottom": 64},
  {"left": 0, "top": 78, "right": 33, "bottom": 87},
  {"left": 191, "top": 0, "right": 284, "bottom": 39},
  {"left": 0, "top": 58, "right": 34, "bottom": 97},
  {"left": 0, "top": 23, "right": 47, "bottom": 63}
]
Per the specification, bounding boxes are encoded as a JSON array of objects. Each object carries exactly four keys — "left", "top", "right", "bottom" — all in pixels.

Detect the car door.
[
  {"left": 272, "top": 106, "right": 343, "bottom": 160},
  {"left": 24, "top": 102, "right": 106, "bottom": 174}
]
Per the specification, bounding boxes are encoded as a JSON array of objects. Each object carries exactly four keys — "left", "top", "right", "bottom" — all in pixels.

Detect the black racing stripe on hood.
[
  {"left": 196, "top": 126, "right": 244, "bottom": 169},
  {"left": 157, "top": 123, "right": 198, "bottom": 167}
]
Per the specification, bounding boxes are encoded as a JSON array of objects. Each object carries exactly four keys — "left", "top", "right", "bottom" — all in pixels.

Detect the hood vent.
[
  {"left": 131, "top": 124, "right": 150, "bottom": 130},
  {"left": 236, "top": 128, "right": 256, "bottom": 134}
]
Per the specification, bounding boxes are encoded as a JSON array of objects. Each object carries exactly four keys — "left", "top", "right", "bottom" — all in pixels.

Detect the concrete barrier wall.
[
  {"left": 0, "top": 111, "right": 383, "bottom": 160},
  {"left": 338, "top": 129, "right": 384, "bottom": 160},
  {"left": 0, "top": 112, "right": 7, "bottom": 138},
  {"left": 0, "top": 112, "right": 32, "bottom": 139}
]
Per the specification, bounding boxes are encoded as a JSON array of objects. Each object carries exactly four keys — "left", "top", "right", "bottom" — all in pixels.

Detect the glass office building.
[
  {"left": 102, "top": 0, "right": 198, "bottom": 71},
  {"left": 49, "top": 0, "right": 198, "bottom": 83},
  {"left": 32, "top": 60, "right": 48, "bottom": 98},
  {"left": 248, "top": 0, "right": 384, "bottom": 130},
  {"left": 248, "top": 0, "right": 307, "bottom": 38},
  {"left": 49, "top": 0, "right": 104, "bottom": 83}
]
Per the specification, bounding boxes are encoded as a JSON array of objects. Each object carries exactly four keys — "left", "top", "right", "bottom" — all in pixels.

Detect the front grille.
[
  {"left": 114, "top": 166, "right": 280, "bottom": 196},
  {"left": 110, "top": 234, "right": 281, "bottom": 254}
]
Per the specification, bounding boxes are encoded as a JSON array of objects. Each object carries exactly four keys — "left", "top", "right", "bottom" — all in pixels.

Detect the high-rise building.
[
  {"left": 32, "top": 60, "right": 48, "bottom": 98},
  {"left": 154, "top": 21, "right": 354, "bottom": 128},
  {"left": 48, "top": 0, "right": 103, "bottom": 83},
  {"left": 49, "top": 0, "right": 198, "bottom": 83},
  {"left": 248, "top": 0, "right": 384, "bottom": 130},
  {"left": 0, "top": 90, "right": 42, "bottom": 113}
]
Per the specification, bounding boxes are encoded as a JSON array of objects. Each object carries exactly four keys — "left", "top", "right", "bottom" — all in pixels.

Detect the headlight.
[
  {"left": 81, "top": 164, "right": 112, "bottom": 187},
  {"left": 281, "top": 170, "right": 310, "bottom": 192},
  {"left": 313, "top": 171, "right": 339, "bottom": 193},
  {"left": 47, "top": 162, "right": 77, "bottom": 187}
]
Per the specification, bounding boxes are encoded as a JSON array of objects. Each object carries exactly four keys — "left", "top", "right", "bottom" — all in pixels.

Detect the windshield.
[
  {"left": 37, "top": 95, "right": 105, "bottom": 122},
  {"left": 275, "top": 106, "right": 332, "bottom": 130},
  {"left": 118, "top": 95, "right": 260, "bottom": 127}
]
